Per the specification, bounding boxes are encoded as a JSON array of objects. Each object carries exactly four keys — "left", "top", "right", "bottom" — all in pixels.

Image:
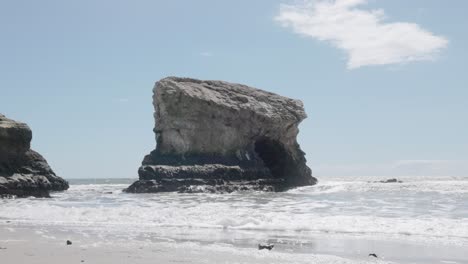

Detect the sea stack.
[
  {"left": 125, "top": 77, "right": 316, "bottom": 193},
  {"left": 0, "top": 114, "right": 69, "bottom": 197}
]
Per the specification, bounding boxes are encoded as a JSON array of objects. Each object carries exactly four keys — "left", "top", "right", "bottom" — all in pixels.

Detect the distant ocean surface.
[{"left": 1, "top": 176, "right": 468, "bottom": 263}]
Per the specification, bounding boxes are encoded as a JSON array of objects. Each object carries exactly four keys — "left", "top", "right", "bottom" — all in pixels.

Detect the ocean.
[{"left": 1, "top": 176, "right": 467, "bottom": 263}]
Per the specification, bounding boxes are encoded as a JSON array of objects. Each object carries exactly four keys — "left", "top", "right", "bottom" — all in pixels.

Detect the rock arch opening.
[{"left": 254, "top": 138, "right": 288, "bottom": 179}]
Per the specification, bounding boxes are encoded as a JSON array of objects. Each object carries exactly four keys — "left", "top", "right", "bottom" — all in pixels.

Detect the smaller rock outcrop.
[
  {"left": 0, "top": 114, "right": 69, "bottom": 198},
  {"left": 369, "top": 178, "right": 403, "bottom": 184},
  {"left": 125, "top": 77, "right": 317, "bottom": 193},
  {"left": 258, "top": 243, "right": 275, "bottom": 250}
]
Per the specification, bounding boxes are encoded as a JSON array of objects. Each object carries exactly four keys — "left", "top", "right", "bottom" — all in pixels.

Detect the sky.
[{"left": 1, "top": 0, "right": 467, "bottom": 179}]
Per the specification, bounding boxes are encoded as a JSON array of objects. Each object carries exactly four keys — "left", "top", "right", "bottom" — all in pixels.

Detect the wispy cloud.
[
  {"left": 199, "top": 51, "right": 214, "bottom": 57},
  {"left": 114, "top": 98, "right": 129, "bottom": 103},
  {"left": 313, "top": 160, "right": 468, "bottom": 177},
  {"left": 275, "top": 0, "right": 448, "bottom": 69},
  {"left": 392, "top": 160, "right": 467, "bottom": 176}
]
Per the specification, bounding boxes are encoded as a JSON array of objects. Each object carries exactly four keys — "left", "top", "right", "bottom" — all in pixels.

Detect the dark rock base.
[
  {"left": 125, "top": 179, "right": 287, "bottom": 193},
  {"left": 0, "top": 174, "right": 69, "bottom": 198},
  {"left": 124, "top": 164, "right": 294, "bottom": 193}
]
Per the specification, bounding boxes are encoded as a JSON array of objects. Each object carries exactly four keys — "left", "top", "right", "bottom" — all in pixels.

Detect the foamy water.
[{"left": 1, "top": 176, "right": 467, "bottom": 262}]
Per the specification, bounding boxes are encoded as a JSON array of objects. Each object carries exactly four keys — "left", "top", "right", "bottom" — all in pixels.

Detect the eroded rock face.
[
  {"left": 125, "top": 77, "right": 316, "bottom": 193},
  {"left": 0, "top": 114, "right": 69, "bottom": 197}
]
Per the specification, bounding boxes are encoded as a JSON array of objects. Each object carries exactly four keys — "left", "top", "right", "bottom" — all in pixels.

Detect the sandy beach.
[{"left": 1, "top": 222, "right": 466, "bottom": 264}]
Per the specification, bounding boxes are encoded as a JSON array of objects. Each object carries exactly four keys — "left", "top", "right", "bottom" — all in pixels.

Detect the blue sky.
[{"left": 1, "top": 0, "right": 467, "bottom": 179}]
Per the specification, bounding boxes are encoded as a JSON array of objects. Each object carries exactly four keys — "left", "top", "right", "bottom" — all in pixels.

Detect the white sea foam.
[
  {"left": 1, "top": 176, "right": 467, "bottom": 248},
  {"left": 295, "top": 176, "right": 468, "bottom": 195}
]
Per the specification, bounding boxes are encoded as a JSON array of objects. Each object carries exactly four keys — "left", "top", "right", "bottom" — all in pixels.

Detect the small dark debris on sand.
[
  {"left": 66, "top": 240, "right": 72, "bottom": 245},
  {"left": 0, "top": 247, "right": 7, "bottom": 250},
  {"left": 258, "top": 243, "right": 274, "bottom": 250},
  {"left": 369, "top": 253, "right": 378, "bottom": 258}
]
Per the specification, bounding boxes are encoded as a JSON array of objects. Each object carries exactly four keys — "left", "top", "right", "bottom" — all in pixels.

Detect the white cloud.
[{"left": 275, "top": 0, "right": 448, "bottom": 69}]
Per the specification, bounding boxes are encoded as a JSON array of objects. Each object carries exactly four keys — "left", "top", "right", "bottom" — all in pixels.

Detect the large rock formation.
[
  {"left": 125, "top": 77, "right": 316, "bottom": 193},
  {"left": 0, "top": 114, "right": 69, "bottom": 197}
]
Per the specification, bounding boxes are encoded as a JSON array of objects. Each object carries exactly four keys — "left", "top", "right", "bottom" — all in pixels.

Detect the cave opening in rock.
[{"left": 254, "top": 138, "right": 287, "bottom": 178}]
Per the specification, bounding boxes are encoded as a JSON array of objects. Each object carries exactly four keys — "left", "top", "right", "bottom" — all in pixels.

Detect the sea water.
[{"left": 1, "top": 176, "right": 467, "bottom": 263}]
